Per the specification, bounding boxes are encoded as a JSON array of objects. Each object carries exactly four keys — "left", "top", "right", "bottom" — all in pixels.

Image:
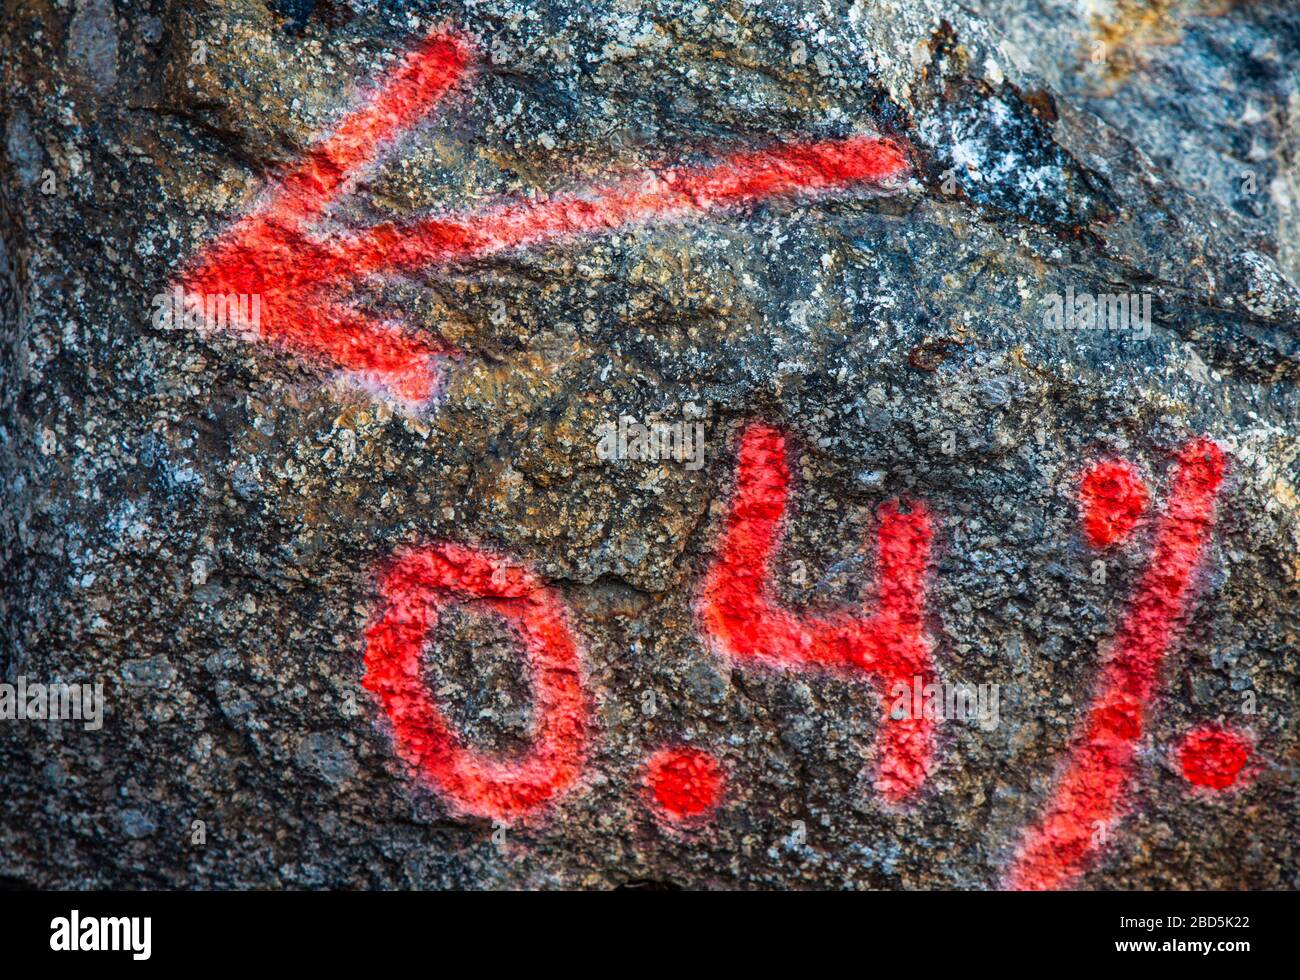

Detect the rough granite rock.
[{"left": 1, "top": 0, "right": 1297, "bottom": 889}]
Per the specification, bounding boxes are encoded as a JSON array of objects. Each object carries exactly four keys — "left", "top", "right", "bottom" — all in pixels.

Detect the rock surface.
[{"left": 1, "top": 0, "right": 1297, "bottom": 889}]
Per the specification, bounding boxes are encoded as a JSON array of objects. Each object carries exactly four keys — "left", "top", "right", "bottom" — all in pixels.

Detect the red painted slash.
[
  {"left": 1006, "top": 438, "right": 1226, "bottom": 890},
  {"left": 362, "top": 542, "right": 588, "bottom": 822},
  {"left": 697, "top": 423, "right": 938, "bottom": 804},
  {"left": 178, "top": 28, "right": 911, "bottom": 405}
]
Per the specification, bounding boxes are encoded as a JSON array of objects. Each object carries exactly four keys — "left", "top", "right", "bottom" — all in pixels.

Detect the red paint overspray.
[
  {"left": 178, "top": 28, "right": 911, "bottom": 405},
  {"left": 1178, "top": 724, "right": 1252, "bottom": 789},
  {"left": 645, "top": 747, "right": 726, "bottom": 824},
  {"left": 1079, "top": 460, "right": 1149, "bottom": 548},
  {"left": 696, "top": 423, "right": 938, "bottom": 804},
  {"left": 363, "top": 543, "right": 588, "bottom": 822},
  {"left": 1007, "top": 438, "right": 1227, "bottom": 890}
]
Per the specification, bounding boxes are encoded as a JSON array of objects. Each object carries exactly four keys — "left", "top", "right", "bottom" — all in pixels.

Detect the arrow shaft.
[{"left": 315, "top": 133, "right": 909, "bottom": 281}]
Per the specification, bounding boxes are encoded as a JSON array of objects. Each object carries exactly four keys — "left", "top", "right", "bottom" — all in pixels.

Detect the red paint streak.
[
  {"left": 645, "top": 747, "right": 726, "bottom": 823},
  {"left": 1079, "top": 460, "right": 1149, "bottom": 548},
  {"left": 178, "top": 28, "right": 911, "bottom": 405},
  {"left": 362, "top": 543, "right": 588, "bottom": 822},
  {"left": 1179, "top": 724, "right": 1252, "bottom": 789},
  {"left": 1007, "top": 438, "right": 1226, "bottom": 890},
  {"left": 696, "top": 423, "right": 937, "bottom": 804}
]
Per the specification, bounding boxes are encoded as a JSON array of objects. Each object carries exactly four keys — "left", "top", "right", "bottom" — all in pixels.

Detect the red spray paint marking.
[
  {"left": 301, "top": 135, "right": 910, "bottom": 285},
  {"left": 362, "top": 543, "right": 587, "bottom": 822},
  {"left": 644, "top": 747, "right": 726, "bottom": 824},
  {"left": 178, "top": 28, "right": 911, "bottom": 405},
  {"left": 180, "top": 31, "right": 474, "bottom": 404},
  {"left": 1079, "top": 459, "right": 1149, "bottom": 548},
  {"left": 1178, "top": 724, "right": 1252, "bottom": 790},
  {"left": 1007, "top": 438, "right": 1226, "bottom": 890},
  {"left": 696, "top": 423, "right": 937, "bottom": 804}
]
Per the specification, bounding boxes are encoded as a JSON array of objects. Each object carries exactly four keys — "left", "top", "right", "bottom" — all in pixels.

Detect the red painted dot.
[
  {"left": 1079, "top": 459, "right": 1149, "bottom": 548},
  {"left": 1178, "top": 724, "right": 1253, "bottom": 790},
  {"left": 644, "top": 747, "right": 725, "bottom": 822}
]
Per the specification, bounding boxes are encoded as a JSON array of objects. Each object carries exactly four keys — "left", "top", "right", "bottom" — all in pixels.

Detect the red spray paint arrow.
[{"left": 177, "top": 28, "right": 911, "bottom": 405}]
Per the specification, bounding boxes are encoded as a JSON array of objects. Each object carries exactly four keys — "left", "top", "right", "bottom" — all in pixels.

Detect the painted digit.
[
  {"left": 363, "top": 543, "right": 588, "bottom": 822},
  {"left": 697, "top": 423, "right": 938, "bottom": 804}
]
